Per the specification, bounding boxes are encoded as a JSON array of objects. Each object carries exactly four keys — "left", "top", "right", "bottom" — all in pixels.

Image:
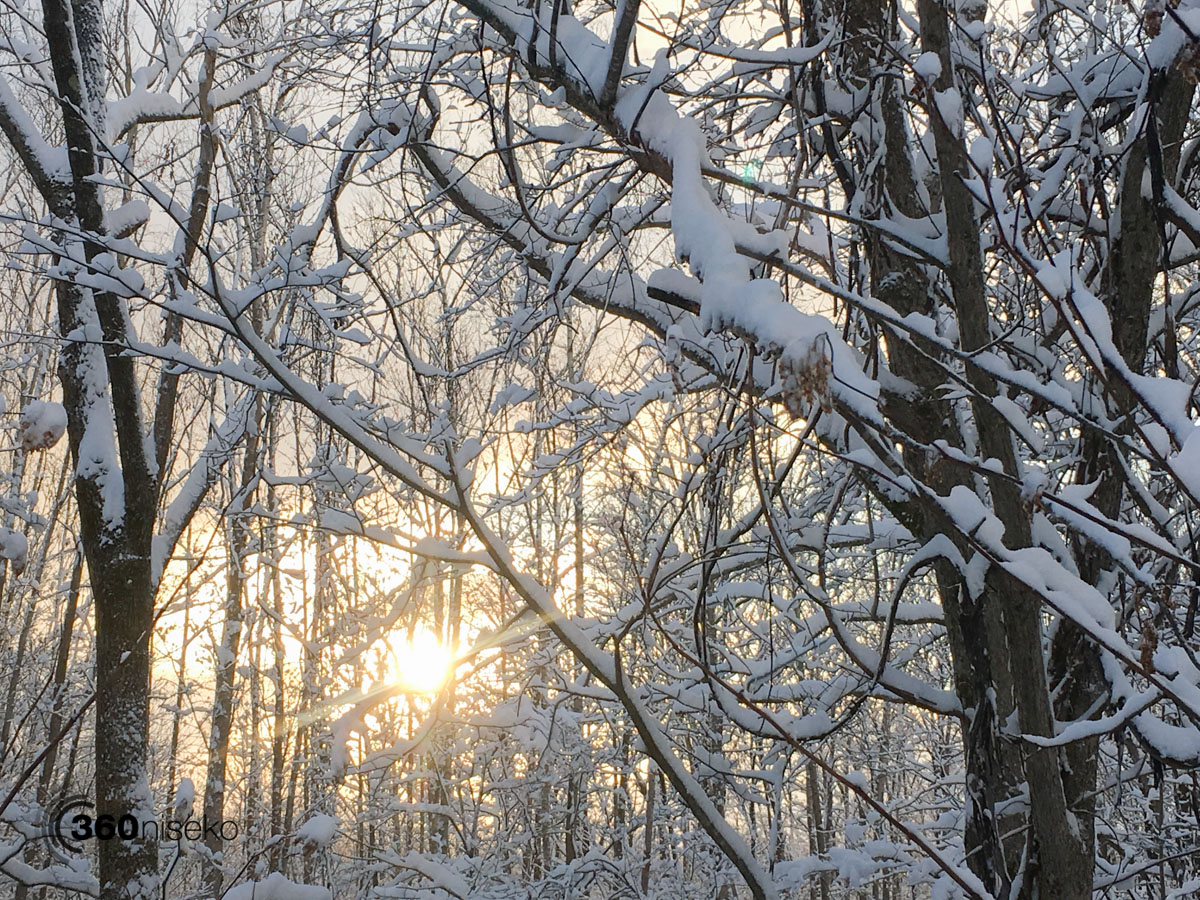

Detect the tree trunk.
[
  {"left": 91, "top": 555, "right": 157, "bottom": 898},
  {"left": 641, "top": 760, "right": 655, "bottom": 894},
  {"left": 916, "top": 3, "right": 1093, "bottom": 894},
  {"left": 201, "top": 399, "right": 262, "bottom": 896}
]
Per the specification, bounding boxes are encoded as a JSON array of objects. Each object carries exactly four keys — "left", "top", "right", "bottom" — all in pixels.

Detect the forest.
[{"left": 0, "top": 0, "right": 1198, "bottom": 897}]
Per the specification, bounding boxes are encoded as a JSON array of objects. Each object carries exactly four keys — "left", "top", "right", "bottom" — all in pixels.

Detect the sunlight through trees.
[{"left": 0, "top": 0, "right": 1199, "bottom": 898}]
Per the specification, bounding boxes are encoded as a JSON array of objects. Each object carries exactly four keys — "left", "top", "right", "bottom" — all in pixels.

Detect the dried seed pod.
[
  {"left": 1139, "top": 618, "right": 1158, "bottom": 674},
  {"left": 779, "top": 339, "right": 833, "bottom": 418},
  {"left": 1147, "top": 0, "right": 1164, "bottom": 38}
]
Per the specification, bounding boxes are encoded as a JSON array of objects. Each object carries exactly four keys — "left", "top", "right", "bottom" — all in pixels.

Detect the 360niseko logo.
[
  {"left": 49, "top": 795, "right": 238, "bottom": 852},
  {"left": 50, "top": 794, "right": 95, "bottom": 853}
]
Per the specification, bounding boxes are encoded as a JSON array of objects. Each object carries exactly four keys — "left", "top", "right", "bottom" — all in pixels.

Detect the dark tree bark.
[{"left": 0, "top": 0, "right": 236, "bottom": 895}]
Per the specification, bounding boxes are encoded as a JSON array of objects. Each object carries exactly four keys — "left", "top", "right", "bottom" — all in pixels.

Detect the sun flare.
[{"left": 387, "top": 629, "right": 454, "bottom": 693}]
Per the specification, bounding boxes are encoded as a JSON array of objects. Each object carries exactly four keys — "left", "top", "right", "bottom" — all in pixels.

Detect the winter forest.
[{"left": 2, "top": 0, "right": 1200, "bottom": 897}]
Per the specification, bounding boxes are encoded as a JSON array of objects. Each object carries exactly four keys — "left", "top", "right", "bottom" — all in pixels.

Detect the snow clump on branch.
[
  {"left": 18, "top": 400, "right": 67, "bottom": 452},
  {"left": 0, "top": 528, "right": 28, "bottom": 574}
]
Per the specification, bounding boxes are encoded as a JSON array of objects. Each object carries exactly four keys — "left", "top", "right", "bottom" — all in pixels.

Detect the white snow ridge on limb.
[
  {"left": 18, "top": 400, "right": 67, "bottom": 452},
  {"left": 222, "top": 873, "right": 331, "bottom": 900}
]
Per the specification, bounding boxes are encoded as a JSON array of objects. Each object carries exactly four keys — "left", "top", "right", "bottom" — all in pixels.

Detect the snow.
[
  {"left": 610, "top": 69, "right": 880, "bottom": 419},
  {"left": 208, "top": 54, "right": 286, "bottom": 108},
  {"left": 172, "top": 777, "right": 194, "bottom": 818},
  {"left": 76, "top": 252, "right": 146, "bottom": 298},
  {"left": 1131, "top": 711, "right": 1200, "bottom": 763},
  {"left": 388, "top": 851, "right": 472, "bottom": 898},
  {"left": 318, "top": 508, "right": 398, "bottom": 546},
  {"left": 961, "top": 19, "right": 987, "bottom": 41},
  {"left": 968, "top": 136, "right": 993, "bottom": 174},
  {"left": 933, "top": 89, "right": 963, "bottom": 138},
  {"left": 1000, "top": 547, "right": 1116, "bottom": 629},
  {"left": 702, "top": 33, "right": 831, "bottom": 66},
  {"left": 489, "top": 382, "right": 536, "bottom": 413},
  {"left": 0, "top": 76, "right": 70, "bottom": 182},
  {"left": 214, "top": 202, "right": 241, "bottom": 223},
  {"left": 0, "top": 528, "right": 28, "bottom": 574},
  {"left": 18, "top": 400, "right": 67, "bottom": 452},
  {"left": 103, "top": 199, "right": 150, "bottom": 236},
  {"left": 941, "top": 486, "right": 1006, "bottom": 549},
  {"left": 914, "top": 51, "right": 942, "bottom": 83},
  {"left": 1169, "top": 880, "right": 1200, "bottom": 900},
  {"left": 1168, "top": 426, "right": 1200, "bottom": 499},
  {"left": 991, "top": 396, "right": 1043, "bottom": 453},
  {"left": 1147, "top": 6, "right": 1200, "bottom": 71},
  {"left": 3, "top": 1, "right": 1199, "bottom": 896},
  {"left": 105, "top": 88, "right": 185, "bottom": 142},
  {"left": 1024, "top": 52, "right": 1141, "bottom": 107},
  {"left": 295, "top": 813, "right": 339, "bottom": 846},
  {"left": 223, "top": 873, "right": 331, "bottom": 900},
  {"left": 460, "top": 502, "right": 783, "bottom": 900}
]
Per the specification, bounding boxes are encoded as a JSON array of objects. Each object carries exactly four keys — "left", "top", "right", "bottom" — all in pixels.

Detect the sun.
[{"left": 386, "top": 628, "right": 454, "bottom": 693}]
